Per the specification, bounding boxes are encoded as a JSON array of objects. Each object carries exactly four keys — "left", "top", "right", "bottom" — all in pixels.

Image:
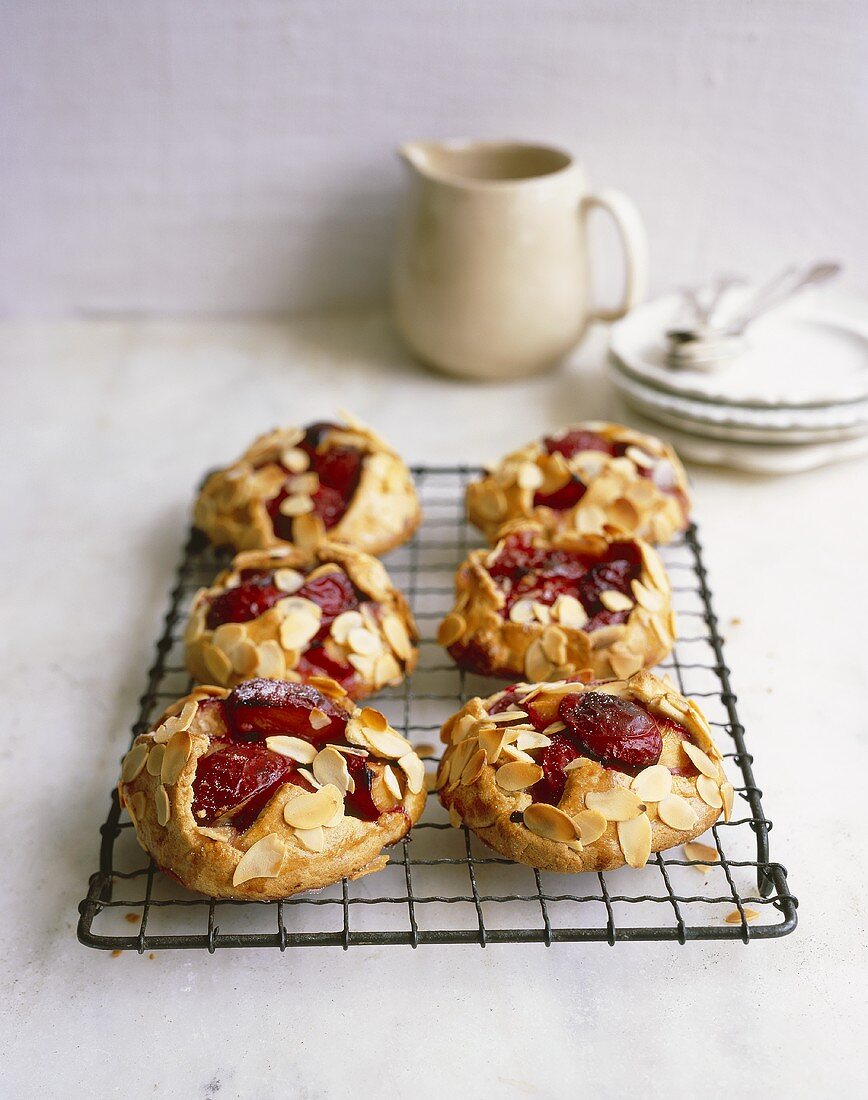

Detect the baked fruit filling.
[
  {"left": 487, "top": 530, "right": 642, "bottom": 633},
  {"left": 265, "top": 421, "right": 364, "bottom": 538},
  {"left": 191, "top": 679, "right": 397, "bottom": 828},
  {"left": 489, "top": 686, "right": 697, "bottom": 806}
]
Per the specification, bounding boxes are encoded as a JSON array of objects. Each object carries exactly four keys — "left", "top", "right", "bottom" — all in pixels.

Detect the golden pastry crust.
[
  {"left": 437, "top": 522, "right": 674, "bottom": 682},
  {"left": 466, "top": 421, "right": 690, "bottom": 545},
  {"left": 437, "top": 671, "right": 732, "bottom": 874},
  {"left": 194, "top": 412, "right": 421, "bottom": 555},
  {"left": 185, "top": 543, "right": 418, "bottom": 698},
  {"left": 118, "top": 683, "right": 427, "bottom": 900}
]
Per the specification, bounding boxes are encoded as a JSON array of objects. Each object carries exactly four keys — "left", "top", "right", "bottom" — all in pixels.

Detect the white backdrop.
[{"left": 2, "top": 0, "right": 866, "bottom": 317}]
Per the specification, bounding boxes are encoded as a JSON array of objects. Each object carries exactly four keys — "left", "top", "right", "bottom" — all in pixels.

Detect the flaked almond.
[
  {"left": 721, "top": 782, "right": 735, "bottom": 822},
  {"left": 631, "top": 764, "right": 672, "bottom": 803},
  {"left": 478, "top": 726, "right": 507, "bottom": 763},
  {"left": 309, "top": 707, "right": 331, "bottom": 731},
  {"left": 617, "top": 813, "right": 652, "bottom": 868},
  {"left": 657, "top": 793, "right": 698, "bottom": 831},
  {"left": 541, "top": 625, "right": 568, "bottom": 665},
  {"left": 226, "top": 637, "right": 259, "bottom": 676},
  {"left": 515, "top": 730, "right": 551, "bottom": 751},
  {"left": 146, "top": 743, "right": 166, "bottom": 776},
  {"left": 609, "top": 645, "right": 644, "bottom": 679},
  {"left": 447, "top": 713, "right": 478, "bottom": 744},
  {"left": 266, "top": 735, "right": 317, "bottom": 764},
  {"left": 585, "top": 787, "right": 644, "bottom": 821},
  {"left": 161, "top": 731, "right": 192, "bottom": 786},
  {"left": 495, "top": 760, "right": 543, "bottom": 791},
  {"left": 279, "top": 494, "right": 314, "bottom": 516},
  {"left": 630, "top": 579, "right": 666, "bottom": 612},
  {"left": 532, "top": 601, "right": 552, "bottom": 625},
  {"left": 313, "top": 746, "right": 354, "bottom": 795},
  {"left": 446, "top": 739, "right": 477, "bottom": 786},
  {"left": 682, "top": 741, "right": 718, "bottom": 779},
  {"left": 364, "top": 726, "right": 414, "bottom": 760},
  {"left": 294, "top": 826, "right": 325, "bottom": 852},
  {"left": 280, "top": 446, "right": 309, "bottom": 472},
  {"left": 523, "top": 803, "right": 579, "bottom": 844},
  {"left": 683, "top": 840, "right": 719, "bottom": 868},
  {"left": 572, "top": 808, "right": 607, "bottom": 844},
  {"left": 509, "top": 598, "right": 536, "bottom": 625},
  {"left": 297, "top": 767, "right": 320, "bottom": 790},
  {"left": 375, "top": 652, "right": 402, "bottom": 685},
  {"left": 280, "top": 611, "right": 321, "bottom": 651},
  {"left": 203, "top": 643, "right": 234, "bottom": 685},
  {"left": 293, "top": 512, "right": 327, "bottom": 549},
  {"left": 553, "top": 594, "right": 588, "bottom": 630},
  {"left": 274, "top": 568, "right": 305, "bottom": 593},
  {"left": 121, "top": 743, "right": 149, "bottom": 783},
  {"left": 725, "top": 908, "right": 759, "bottom": 925},
  {"left": 448, "top": 805, "right": 463, "bottom": 829},
  {"left": 255, "top": 639, "right": 287, "bottom": 678},
  {"left": 383, "top": 613, "right": 413, "bottom": 660},
  {"left": 283, "top": 784, "right": 344, "bottom": 829},
  {"left": 397, "top": 752, "right": 425, "bottom": 794},
  {"left": 609, "top": 497, "right": 640, "bottom": 533},
  {"left": 461, "top": 748, "right": 487, "bottom": 786},
  {"left": 233, "top": 833, "right": 286, "bottom": 886},
  {"left": 517, "top": 461, "right": 544, "bottom": 490},
  {"left": 696, "top": 774, "right": 723, "bottom": 809},
  {"left": 487, "top": 709, "right": 529, "bottom": 725},
  {"left": 599, "top": 590, "right": 634, "bottom": 613},
  {"left": 499, "top": 743, "right": 536, "bottom": 764},
  {"left": 348, "top": 626, "right": 382, "bottom": 656},
  {"left": 524, "top": 639, "right": 555, "bottom": 682},
  {"left": 437, "top": 612, "right": 466, "bottom": 647},
  {"left": 382, "top": 764, "right": 404, "bottom": 800},
  {"left": 330, "top": 610, "right": 364, "bottom": 645},
  {"left": 155, "top": 785, "right": 171, "bottom": 826},
  {"left": 476, "top": 485, "right": 507, "bottom": 521}
]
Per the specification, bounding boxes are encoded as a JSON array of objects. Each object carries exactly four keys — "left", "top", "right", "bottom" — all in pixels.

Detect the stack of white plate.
[{"left": 608, "top": 289, "right": 868, "bottom": 472}]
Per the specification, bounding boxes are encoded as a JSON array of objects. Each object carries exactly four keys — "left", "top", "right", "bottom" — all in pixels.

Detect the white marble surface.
[{"left": 2, "top": 312, "right": 866, "bottom": 1097}]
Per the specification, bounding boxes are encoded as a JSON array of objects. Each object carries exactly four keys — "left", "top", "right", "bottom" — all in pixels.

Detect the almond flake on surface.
[
  {"left": 280, "top": 447, "right": 310, "bottom": 472},
  {"left": 631, "top": 764, "right": 672, "bottom": 803},
  {"left": 476, "top": 486, "right": 507, "bottom": 521},
  {"left": 553, "top": 594, "right": 588, "bottom": 630},
  {"left": 509, "top": 599, "right": 536, "bottom": 625},
  {"left": 609, "top": 645, "right": 644, "bottom": 679},
  {"left": 461, "top": 748, "right": 487, "bottom": 786},
  {"left": 657, "top": 793, "right": 698, "bottom": 830},
  {"left": 499, "top": 743, "right": 536, "bottom": 764},
  {"left": 313, "top": 746, "right": 354, "bottom": 795},
  {"left": 265, "top": 735, "right": 317, "bottom": 764},
  {"left": 121, "top": 743, "right": 149, "bottom": 783},
  {"left": 478, "top": 726, "right": 507, "bottom": 763},
  {"left": 375, "top": 652, "right": 402, "bottom": 685},
  {"left": 197, "top": 826, "right": 231, "bottom": 843},
  {"left": 364, "top": 726, "right": 414, "bottom": 760},
  {"left": 721, "top": 782, "right": 735, "bottom": 822},
  {"left": 348, "top": 626, "right": 382, "bottom": 656},
  {"left": 696, "top": 774, "right": 724, "bottom": 809},
  {"left": 330, "top": 610, "right": 364, "bottom": 645},
  {"left": 617, "top": 813, "right": 652, "bottom": 868},
  {"left": 161, "top": 731, "right": 192, "bottom": 786},
  {"left": 488, "top": 709, "right": 529, "bottom": 725},
  {"left": 274, "top": 568, "right": 305, "bottom": 593},
  {"left": 203, "top": 644, "right": 234, "bottom": 685},
  {"left": 599, "top": 590, "right": 634, "bottom": 613},
  {"left": 683, "top": 841, "right": 719, "bottom": 869},
  {"left": 725, "top": 908, "right": 759, "bottom": 925},
  {"left": 398, "top": 753, "right": 425, "bottom": 794},
  {"left": 515, "top": 730, "right": 551, "bottom": 751},
  {"left": 294, "top": 826, "right": 325, "bottom": 853},
  {"left": 495, "top": 760, "right": 543, "bottom": 791},
  {"left": 382, "top": 764, "right": 403, "bottom": 800},
  {"left": 524, "top": 639, "right": 555, "bottom": 682},
  {"left": 541, "top": 625, "right": 568, "bottom": 665},
  {"left": 437, "top": 613, "right": 466, "bottom": 647},
  {"left": 630, "top": 579, "right": 666, "bottom": 612},
  {"left": 682, "top": 741, "right": 718, "bottom": 779},
  {"left": 146, "top": 743, "right": 166, "bottom": 776},
  {"left": 233, "top": 833, "right": 286, "bottom": 886},
  {"left": 585, "top": 787, "right": 644, "bottom": 821},
  {"left": 280, "top": 612, "right": 320, "bottom": 651},
  {"left": 293, "top": 512, "right": 327, "bottom": 548},
  {"left": 309, "top": 707, "right": 331, "bottom": 731},
  {"left": 523, "top": 803, "right": 579, "bottom": 844},
  {"left": 283, "top": 784, "right": 343, "bottom": 829},
  {"left": 176, "top": 700, "right": 198, "bottom": 731},
  {"left": 383, "top": 614, "right": 413, "bottom": 660},
  {"left": 279, "top": 494, "right": 314, "bottom": 516},
  {"left": 155, "top": 785, "right": 171, "bottom": 826},
  {"left": 517, "top": 461, "right": 544, "bottom": 490},
  {"left": 572, "top": 808, "right": 607, "bottom": 844},
  {"left": 297, "top": 767, "right": 320, "bottom": 789}
]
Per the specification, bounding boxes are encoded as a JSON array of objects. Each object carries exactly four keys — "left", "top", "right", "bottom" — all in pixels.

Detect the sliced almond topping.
[
  {"left": 227, "top": 638, "right": 259, "bottom": 676},
  {"left": 524, "top": 639, "right": 555, "bottom": 683},
  {"left": 542, "top": 720, "right": 567, "bottom": 736},
  {"left": 176, "top": 699, "right": 198, "bottom": 731},
  {"left": 599, "top": 590, "right": 634, "bottom": 613},
  {"left": 523, "top": 803, "right": 579, "bottom": 844},
  {"left": 309, "top": 707, "right": 331, "bottom": 731},
  {"left": 279, "top": 494, "right": 314, "bottom": 516},
  {"left": 657, "top": 793, "right": 698, "bottom": 831},
  {"left": 292, "top": 512, "right": 327, "bottom": 549},
  {"left": 696, "top": 774, "right": 724, "bottom": 809},
  {"left": 617, "top": 813, "right": 652, "bottom": 868},
  {"left": 347, "top": 626, "right": 382, "bottom": 656},
  {"left": 347, "top": 653, "right": 376, "bottom": 680},
  {"left": 626, "top": 445, "right": 656, "bottom": 468},
  {"left": 312, "top": 746, "right": 354, "bottom": 795},
  {"left": 160, "top": 731, "right": 192, "bottom": 786},
  {"left": 532, "top": 601, "right": 552, "bottom": 625},
  {"left": 265, "top": 735, "right": 317, "bottom": 764},
  {"left": 374, "top": 652, "right": 402, "bottom": 685},
  {"left": 146, "top": 743, "right": 166, "bottom": 776},
  {"left": 203, "top": 643, "right": 234, "bottom": 685},
  {"left": 359, "top": 707, "right": 389, "bottom": 733},
  {"left": 448, "top": 805, "right": 463, "bottom": 829},
  {"left": 286, "top": 472, "right": 320, "bottom": 496},
  {"left": 121, "top": 743, "right": 149, "bottom": 783},
  {"left": 155, "top": 785, "right": 171, "bottom": 827},
  {"left": 682, "top": 741, "right": 719, "bottom": 779},
  {"left": 274, "top": 568, "right": 305, "bottom": 593},
  {"left": 585, "top": 787, "right": 645, "bottom": 821},
  {"left": 495, "top": 760, "right": 543, "bottom": 791},
  {"left": 721, "top": 782, "right": 735, "bottom": 822},
  {"left": 683, "top": 840, "right": 719, "bottom": 868},
  {"left": 446, "top": 739, "right": 477, "bottom": 785},
  {"left": 553, "top": 594, "right": 588, "bottom": 630},
  {"left": 478, "top": 726, "right": 507, "bottom": 763},
  {"left": 725, "top": 908, "right": 759, "bottom": 925},
  {"left": 509, "top": 598, "right": 536, "bottom": 625},
  {"left": 487, "top": 709, "right": 529, "bottom": 725},
  {"left": 515, "top": 730, "right": 551, "bottom": 751},
  {"left": 631, "top": 764, "right": 672, "bottom": 803},
  {"left": 461, "top": 748, "right": 487, "bottom": 786},
  {"left": 297, "top": 767, "right": 320, "bottom": 790},
  {"left": 232, "top": 833, "right": 286, "bottom": 886},
  {"left": 397, "top": 752, "right": 425, "bottom": 794},
  {"left": 434, "top": 756, "right": 450, "bottom": 791},
  {"left": 381, "top": 764, "right": 403, "bottom": 800},
  {"left": 330, "top": 610, "right": 364, "bottom": 645},
  {"left": 572, "top": 808, "right": 607, "bottom": 845},
  {"left": 517, "top": 461, "right": 544, "bottom": 490},
  {"left": 589, "top": 624, "right": 626, "bottom": 650},
  {"left": 255, "top": 639, "right": 287, "bottom": 678},
  {"left": 630, "top": 579, "right": 666, "bottom": 612},
  {"left": 437, "top": 612, "right": 466, "bottom": 647},
  {"left": 476, "top": 485, "right": 507, "bottom": 522},
  {"left": 608, "top": 645, "right": 644, "bottom": 679},
  {"left": 126, "top": 791, "right": 146, "bottom": 827},
  {"left": 280, "top": 446, "right": 310, "bottom": 473},
  {"left": 294, "top": 826, "right": 325, "bottom": 852},
  {"left": 197, "top": 825, "right": 232, "bottom": 842},
  {"left": 280, "top": 611, "right": 321, "bottom": 651},
  {"left": 283, "top": 784, "right": 343, "bottom": 829},
  {"left": 499, "top": 743, "right": 536, "bottom": 764},
  {"left": 382, "top": 613, "right": 413, "bottom": 660},
  {"left": 213, "top": 622, "right": 248, "bottom": 651},
  {"left": 448, "top": 713, "right": 478, "bottom": 744},
  {"left": 540, "top": 625, "right": 568, "bottom": 665},
  {"left": 365, "top": 726, "right": 414, "bottom": 760}
]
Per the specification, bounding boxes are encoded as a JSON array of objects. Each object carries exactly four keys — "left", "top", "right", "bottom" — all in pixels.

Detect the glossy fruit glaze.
[
  {"left": 487, "top": 530, "right": 642, "bottom": 633},
  {"left": 191, "top": 679, "right": 385, "bottom": 828},
  {"left": 489, "top": 685, "right": 692, "bottom": 805},
  {"left": 266, "top": 421, "right": 363, "bottom": 538}
]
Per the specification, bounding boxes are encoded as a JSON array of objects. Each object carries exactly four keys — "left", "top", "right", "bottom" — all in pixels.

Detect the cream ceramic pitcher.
[{"left": 392, "top": 140, "right": 648, "bottom": 380}]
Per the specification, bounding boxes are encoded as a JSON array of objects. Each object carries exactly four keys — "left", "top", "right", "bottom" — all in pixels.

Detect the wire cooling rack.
[{"left": 78, "top": 466, "right": 797, "bottom": 950}]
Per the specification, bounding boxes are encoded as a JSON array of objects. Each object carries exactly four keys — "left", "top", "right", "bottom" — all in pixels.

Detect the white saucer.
[{"left": 609, "top": 289, "right": 868, "bottom": 409}]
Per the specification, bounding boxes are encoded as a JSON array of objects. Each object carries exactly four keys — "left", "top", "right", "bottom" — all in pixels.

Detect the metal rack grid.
[{"left": 78, "top": 465, "right": 797, "bottom": 950}]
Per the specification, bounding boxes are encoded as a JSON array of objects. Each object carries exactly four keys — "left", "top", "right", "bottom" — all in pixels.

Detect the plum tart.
[
  {"left": 185, "top": 543, "right": 418, "bottom": 698},
  {"left": 438, "top": 524, "right": 674, "bottom": 683},
  {"left": 437, "top": 670, "right": 732, "bottom": 874},
  {"left": 118, "top": 678, "right": 427, "bottom": 899},
  {"left": 195, "top": 413, "right": 421, "bottom": 555},
  {"left": 466, "top": 421, "right": 690, "bottom": 545}
]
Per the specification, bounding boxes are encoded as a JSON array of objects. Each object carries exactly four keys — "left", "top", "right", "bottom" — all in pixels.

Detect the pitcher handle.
[{"left": 580, "top": 189, "right": 649, "bottom": 323}]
